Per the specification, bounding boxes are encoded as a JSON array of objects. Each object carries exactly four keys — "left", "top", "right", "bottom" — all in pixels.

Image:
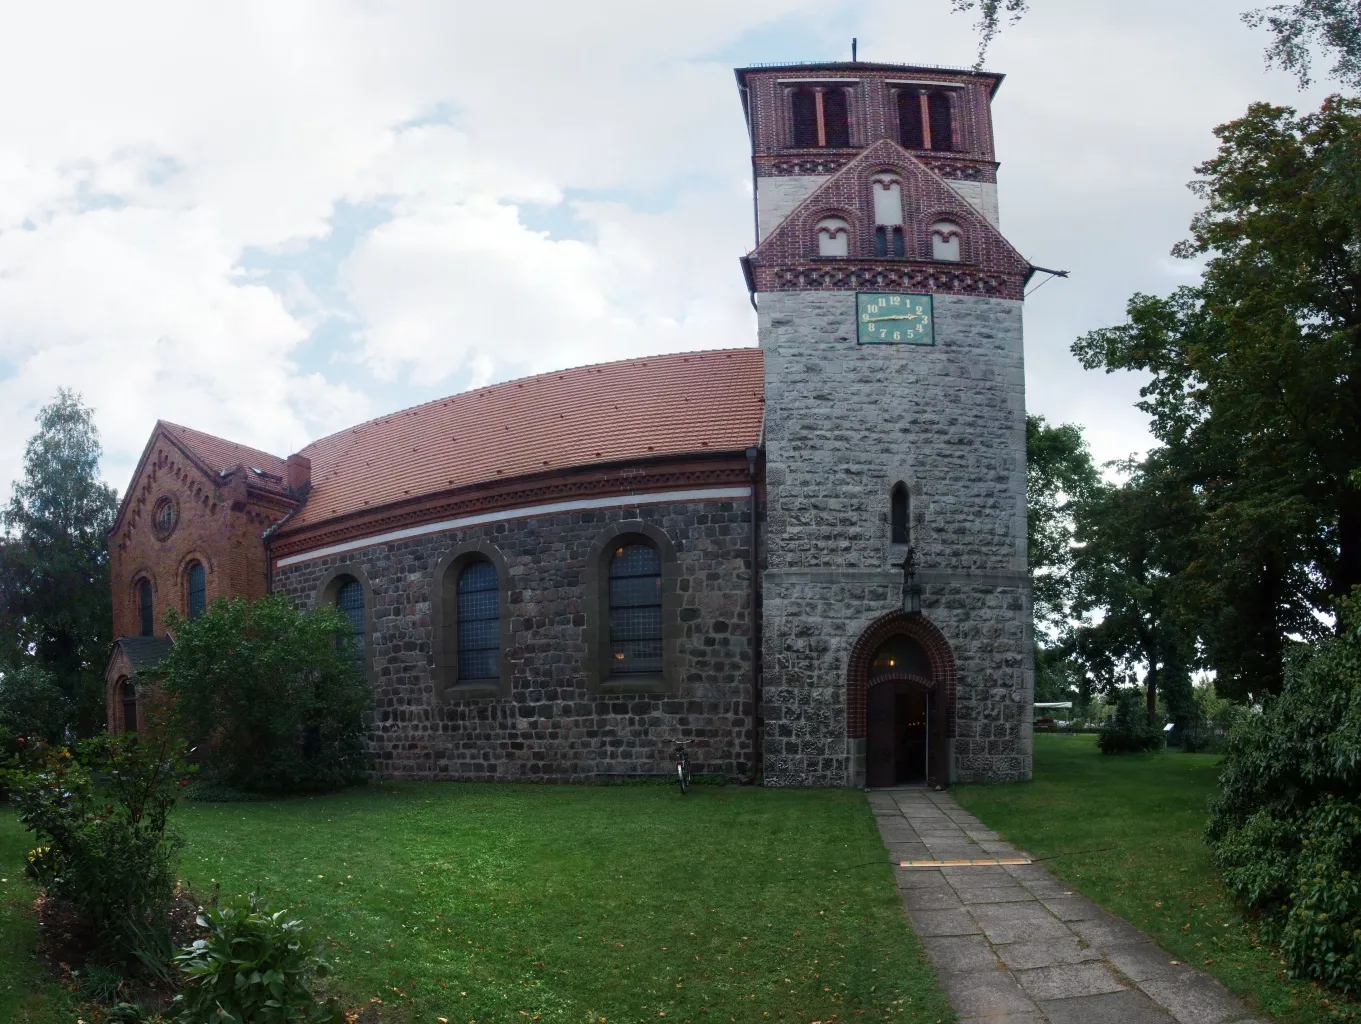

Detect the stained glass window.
[
  {"left": 187, "top": 562, "right": 206, "bottom": 620},
  {"left": 609, "top": 543, "right": 662, "bottom": 675},
  {"left": 138, "top": 578, "right": 154, "bottom": 637},
  {"left": 336, "top": 578, "right": 365, "bottom": 664},
  {"left": 457, "top": 560, "right": 499, "bottom": 680}
]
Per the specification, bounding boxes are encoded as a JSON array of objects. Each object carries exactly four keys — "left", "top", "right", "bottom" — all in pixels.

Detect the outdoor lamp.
[{"left": 901, "top": 546, "right": 922, "bottom": 616}]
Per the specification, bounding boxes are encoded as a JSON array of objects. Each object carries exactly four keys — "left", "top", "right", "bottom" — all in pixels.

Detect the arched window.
[
  {"left": 822, "top": 88, "right": 850, "bottom": 147},
  {"left": 609, "top": 542, "right": 663, "bottom": 675},
  {"left": 121, "top": 679, "right": 137, "bottom": 734},
  {"left": 815, "top": 216, "right": 850, "bottom": 257},
  {"left": 138, "top": 578, "right": 154, "bottom": 637},
  {"left": 898, "top": 91, "right": 924, "bottom": 149},
  {"left": 930, "top": 221, "right": 963, "bottom": 261},
  {"left": 891, "top": 484, "right": 910, "bottom": 545},
  {"left": 335, "top": 577, "right": 365, "bottom": 662},
  {"left": 871, "top": 175, "right": 905, "bottom": 258},
  {"left": 928, "top": 92, "right": 955, "bottom": 152},
  {"left": 791, "top": 88, "right": 819, "bottom": 147},
  {"left": 186, "top": 561, "right": 206, "bottom": 620},
  {"left": 456, "top": 560, "right": 499, "bottom": 680}
]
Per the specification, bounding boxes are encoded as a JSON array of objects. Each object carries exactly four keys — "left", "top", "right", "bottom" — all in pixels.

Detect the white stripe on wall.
[{"left": 274, "top": 486, "right": 754, "bottom": 569}]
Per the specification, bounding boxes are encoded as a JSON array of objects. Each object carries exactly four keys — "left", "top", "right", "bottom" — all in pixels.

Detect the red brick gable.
[{"left": 745, "top": 138, "right": 1031, "bottom": 299}]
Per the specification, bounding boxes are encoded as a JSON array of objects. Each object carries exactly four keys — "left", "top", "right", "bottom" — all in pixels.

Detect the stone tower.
[{"left": 737, "top": 61, "right": 1034, "bottom": 787}]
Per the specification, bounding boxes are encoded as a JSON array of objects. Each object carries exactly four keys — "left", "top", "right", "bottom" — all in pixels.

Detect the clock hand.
[{"left": 865, "top": 314, "right": 920, "bottom": 322}]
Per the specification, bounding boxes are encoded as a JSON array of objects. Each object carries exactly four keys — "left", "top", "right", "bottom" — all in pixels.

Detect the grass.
[
  {"left": 2, "top": 781, "right": 955, "bottom": 1024},
  {"left": 953, "top": 733, "right": 1360, "bottom": 1024}
]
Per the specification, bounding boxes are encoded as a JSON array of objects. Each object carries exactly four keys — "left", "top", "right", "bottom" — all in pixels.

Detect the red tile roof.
[
  {"left": 160, "top": 421, "right": 290, "bottom": 484},
  {"left": 286, "top": 348, "right": 764, "bottom": 530}
]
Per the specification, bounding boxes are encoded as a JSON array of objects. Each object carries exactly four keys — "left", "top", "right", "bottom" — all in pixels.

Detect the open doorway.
[{"left": 864, "top": 633, "right": 940, "bottom": 787}]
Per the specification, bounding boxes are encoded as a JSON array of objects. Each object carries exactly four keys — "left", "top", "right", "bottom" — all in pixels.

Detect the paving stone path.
[{"left": 872, "top": 787, "right": 1269, "bottom": 1024}]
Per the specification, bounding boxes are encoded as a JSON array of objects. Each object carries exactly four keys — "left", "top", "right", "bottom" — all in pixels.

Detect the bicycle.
[{"left": 675, "top": 740, "right": 692, "bottom": 795}]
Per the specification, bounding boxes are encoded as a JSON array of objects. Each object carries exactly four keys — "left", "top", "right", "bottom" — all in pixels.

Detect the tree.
[
  {"left": 1074, "top": 97, "right": 1361, "bottom": 698},
  {"left": 152, "top": 596, "right": 372, "bottom": 794},
  {"left": 0, "top": 390, "right": 119, "bottom": 733},
  {"left": 1067, "top": 455, "right": 1198, "bottom": 727},
  {"left": 951, "top": 0, "right": 1361, "bottom": 91},
  {"left": 1027, "top": 414, "right": 1100, "bottom": 634}
]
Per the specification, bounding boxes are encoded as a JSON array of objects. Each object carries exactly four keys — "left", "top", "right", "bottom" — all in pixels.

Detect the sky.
[{"left": 0, "top": 0, "right": 1335, "bottom": 498}]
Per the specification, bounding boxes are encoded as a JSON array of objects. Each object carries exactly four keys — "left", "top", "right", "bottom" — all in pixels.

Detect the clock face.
[{"left": 857, "top": 293, "right": 934, "bottom": 346}]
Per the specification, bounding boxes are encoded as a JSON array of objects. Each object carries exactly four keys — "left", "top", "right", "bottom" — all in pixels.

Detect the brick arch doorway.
[{"left": 848, "top": 611, "right": 956, "bottom": 789}]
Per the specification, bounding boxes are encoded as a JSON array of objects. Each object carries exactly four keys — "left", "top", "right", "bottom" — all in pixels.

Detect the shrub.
[
  {"left": 153, "top": 596, "right": 371, "bottom": 795},
  {"left": 172, "top": 890, "right": 344, "bottom": 1024},
  {"left": 1207, "top": 594, "right": 1361, "bottom": 996},
  {"left": 0, "top": 661, "right": 70, "bottom": 743},
  {"left": 1096, "top": 689, "right": 1164, "bottom": 754},
  {"left": 9, "top": 728, "right": 190, "bottom": 957}
]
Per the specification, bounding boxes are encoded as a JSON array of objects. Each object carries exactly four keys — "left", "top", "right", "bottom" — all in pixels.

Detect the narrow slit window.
[
  {"left": 891, "top": 484, "right": 910, "bottom": 545},
  {"left": 186, "top": 561, "right": 206, "bottom": 620},
  {"left": 874, "top": 226, "right": 888, "bottom": 257},
  {"left": 336, "top": 578, "right": 365, "bottom": 664},
  {"left": 822, "top": 88, "right": 850, "bottom": 146},
  {"left": 138, "top": 578, "right": 154, "bottom": 637},
  {"left": 609, "top": 543, "right": 663, "bottom": 675},
  {"left": 456, "top": 560, "right": 500, "bottom": 680},
  {"left": 892, "top": 226, "right": 905, "bottom": 257}
]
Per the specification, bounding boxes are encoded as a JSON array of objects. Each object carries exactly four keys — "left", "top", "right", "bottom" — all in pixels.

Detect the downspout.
[{"left": 746, "top": 444, "right": 762, "bottom": 784}]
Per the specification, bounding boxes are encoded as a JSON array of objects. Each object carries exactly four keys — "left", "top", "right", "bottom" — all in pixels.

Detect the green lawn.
[
  {"left": 2, "top": 782, "right": 954, "bottom": 1024},
  {"left": 954, "top": 733, "right": 1360, "bottom": 1024}
]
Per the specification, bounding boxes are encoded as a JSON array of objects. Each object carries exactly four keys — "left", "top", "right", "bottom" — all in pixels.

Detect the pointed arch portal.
[{"left": 848, "top": 611, "right": 956, "bottom": 789}]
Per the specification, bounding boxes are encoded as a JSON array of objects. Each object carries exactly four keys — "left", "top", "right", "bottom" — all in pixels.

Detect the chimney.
[{"left": 286, "top": 453, "right": 312, "bottom": 495}]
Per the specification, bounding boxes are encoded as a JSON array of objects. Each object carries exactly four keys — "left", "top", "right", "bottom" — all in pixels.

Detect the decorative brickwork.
[
  {"left": 846, "top": 610, "right": 957, "bottom": 742},
  {"left": 272, "top": 499, "right": 756, "bottom": 781}
]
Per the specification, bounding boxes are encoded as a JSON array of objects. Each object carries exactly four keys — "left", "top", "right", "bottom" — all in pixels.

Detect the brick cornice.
[
  {"left": 269, "top": 453, "right": 753, "bottom": 560},
  {"left": 757, "top": 153, "right": 998, "bottom": 183},
  {"left": 752, "top": 260, "right": 1025, "bottom": 300}
]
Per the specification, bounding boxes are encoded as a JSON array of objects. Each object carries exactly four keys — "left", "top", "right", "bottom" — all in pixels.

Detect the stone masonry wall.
[
  {"left": 758, "top": 290, "right": 1033, "bottom": 786},
  {"left": 273, "top": 499, "right": 755, "bottom": 781}
]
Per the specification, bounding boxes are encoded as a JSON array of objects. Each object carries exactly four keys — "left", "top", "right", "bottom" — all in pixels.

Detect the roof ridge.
[{"left": 298, "top": 347, "right": 761, "bottom": 459}]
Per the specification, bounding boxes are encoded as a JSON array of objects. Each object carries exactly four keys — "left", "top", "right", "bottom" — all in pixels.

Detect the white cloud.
[{"left": 0, "top": 0, "right": 1339, "bottom": 501}]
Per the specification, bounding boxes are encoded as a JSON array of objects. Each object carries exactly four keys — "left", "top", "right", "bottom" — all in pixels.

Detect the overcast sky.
[{"left": 0, "top": 0, "right": 1334, "bottom": 497}]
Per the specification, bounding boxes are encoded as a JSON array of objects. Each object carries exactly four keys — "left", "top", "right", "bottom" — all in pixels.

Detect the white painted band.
[{"left": 274, "top": 486, "right": 754, "bottom": 569}]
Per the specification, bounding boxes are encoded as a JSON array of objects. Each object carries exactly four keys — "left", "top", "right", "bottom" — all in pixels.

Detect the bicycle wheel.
[{"left": 676, "top": 760, "right": 688, "bottom": 794}]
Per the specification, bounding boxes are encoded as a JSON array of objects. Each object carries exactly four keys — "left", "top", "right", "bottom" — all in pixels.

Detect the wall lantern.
[{"left": 901, "top": 546, "right": 922, "bottom": 616}]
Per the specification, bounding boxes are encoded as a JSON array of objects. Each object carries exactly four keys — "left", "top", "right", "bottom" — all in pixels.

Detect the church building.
[{"left": 105, "top": 58, "right": 1035, "bottom": 787}]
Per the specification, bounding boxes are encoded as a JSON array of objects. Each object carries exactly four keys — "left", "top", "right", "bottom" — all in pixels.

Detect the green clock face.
[{"left": 857, "top": 293, "right": 934, "bottom": 346}]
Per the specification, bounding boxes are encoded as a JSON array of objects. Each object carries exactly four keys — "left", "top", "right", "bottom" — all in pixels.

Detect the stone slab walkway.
[{"left": 871, "top": 787, "right": 1269, "bottom": 1024}]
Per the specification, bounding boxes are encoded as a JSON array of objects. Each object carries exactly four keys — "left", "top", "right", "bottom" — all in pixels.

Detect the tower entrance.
[{"left": 848, "top": 613, "right": 956, "bottom": 788}]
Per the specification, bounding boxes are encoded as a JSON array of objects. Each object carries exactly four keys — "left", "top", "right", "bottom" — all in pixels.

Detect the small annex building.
[{"left": 105, "top": 57, "right": 1036, "bottom": 787}]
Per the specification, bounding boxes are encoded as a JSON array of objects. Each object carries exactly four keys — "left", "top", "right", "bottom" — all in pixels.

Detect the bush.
[
  {"left": 0, "top": 661, "right": 70, "bottom": 743},
  {"left": 1097, "top": 689, "right": 1165, "bottom": 754},
  {"left": 9, "top": 728, "right": 191, "bottom": 956},
  {"left": 172, "top": 890, "right": 343, "bottom": 1024},
  {"left": 153, "top": 596, "right": 371, "bottom": 795},
  {"left": 1207, "top": 594, "right": 1361, "bottom": 996}
]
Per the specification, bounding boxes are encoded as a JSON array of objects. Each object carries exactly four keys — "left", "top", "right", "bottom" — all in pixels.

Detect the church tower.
[{"left": 736, "top": 61, "right": 1034, "bottom": 787}]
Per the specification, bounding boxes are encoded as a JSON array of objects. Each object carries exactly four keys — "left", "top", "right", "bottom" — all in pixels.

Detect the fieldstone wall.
[
  {"left": 273, "top": 499, "right": 755, "bottom": 781},
  {"left": 758, "top": 290, "right": 1033, "bottom": 786}
]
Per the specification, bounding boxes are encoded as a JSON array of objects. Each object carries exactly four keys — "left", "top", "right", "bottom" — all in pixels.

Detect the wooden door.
[{"left": 866, "top": 682, "right": 896, "bottom": 787}]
